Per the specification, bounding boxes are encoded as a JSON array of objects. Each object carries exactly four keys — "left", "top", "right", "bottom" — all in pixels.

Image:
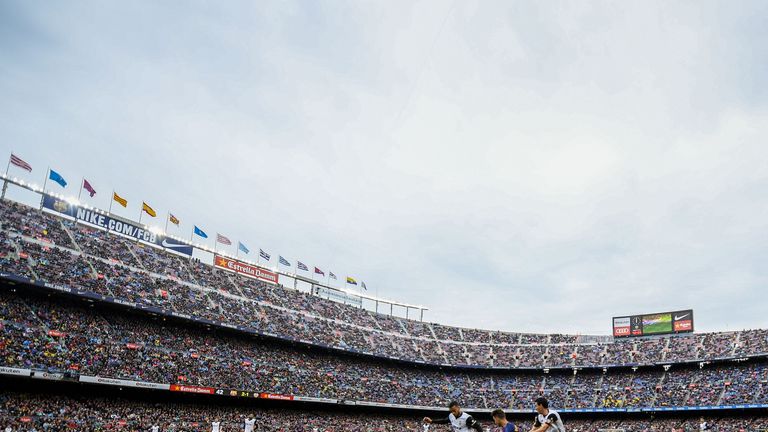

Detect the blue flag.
[
  {"left": 259, "top": 249, "right": 270, "bottom": 261},
  {"left": 297, "top": 261, "right": 308, "bottom": 271},
  {"left": 279, "top": 256, "right": 291, "bottom": 266},
  {"left": 193, "top": 225, "right": 208, "bottom": 239},
  {"left": 48, "top": 169, "right": 67, "bottom": 188},
  {"left": 238, "top": 242, "right": 250, "bottom": 254}
]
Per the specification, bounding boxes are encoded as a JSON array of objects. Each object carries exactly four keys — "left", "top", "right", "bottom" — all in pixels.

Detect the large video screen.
[{"left": 612, "top": 309, "right": 693, "bottom": 337}]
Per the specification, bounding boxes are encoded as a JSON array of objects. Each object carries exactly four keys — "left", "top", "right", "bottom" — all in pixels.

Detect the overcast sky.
[{"left": 1, "top": 1, "right": 767, "bottom": 335}]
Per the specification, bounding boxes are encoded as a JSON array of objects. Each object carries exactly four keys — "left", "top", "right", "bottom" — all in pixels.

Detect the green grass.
[{"left": 642, "top": 314, "right": 673, "bottom": 334}]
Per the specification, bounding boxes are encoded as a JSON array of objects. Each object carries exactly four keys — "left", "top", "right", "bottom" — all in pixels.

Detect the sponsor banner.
[
  {"left": 32, "top": 371, "right": 65, "bottom": 381},
  {"left": 42, "top": 195, "right": 193, "bottom": 256},
  {"left": 293, "top": 396, "right": 336, "bottom": 403},
  {"left": 259, "top": 393, "right": 294, "bottom": 401},
  {"left": 673, "top": 310, "right": 694, "bottom": 332},
  {"left": 79, "top": 375, "right": 170, "bottom": 390},
  {"left": 214, "top": 255, "right": 279, "bottom": 284},
  {"left": 0, "top": 366, "right": 31, "bottom": 377},
  {"left": 612, "top": 317, "right": 630, "bottom": 337},
  {"left": 170, "top": 384, "right": 215, "bottom": 394}
]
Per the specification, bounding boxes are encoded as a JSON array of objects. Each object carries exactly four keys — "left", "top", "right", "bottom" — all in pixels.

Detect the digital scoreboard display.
[{"left": 612, "top": 309, "right": 693, "bottom": 337}]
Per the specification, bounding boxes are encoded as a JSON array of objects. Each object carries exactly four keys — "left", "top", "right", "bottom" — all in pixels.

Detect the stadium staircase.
[{"left": 591, "top": 373, "right": 605, "bottom": 407}]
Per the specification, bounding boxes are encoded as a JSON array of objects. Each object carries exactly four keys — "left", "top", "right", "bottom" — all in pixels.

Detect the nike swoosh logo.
[
  {"left": 161, "top": 239, "right": 189, "bottom": 249},
  {"left": 675, "top": 313, "right": 690, "bottom": 320}
]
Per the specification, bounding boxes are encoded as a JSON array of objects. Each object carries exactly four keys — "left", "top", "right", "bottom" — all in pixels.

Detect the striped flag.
[
  {"left": 169, "top": 213, "right": 180, "bottom": 226},
  {"left": 142, "top": 202, "right": 157, "bottom": 217},
  {"left": 297, "top": 261, "right": 308, "bottom": 271},
  {"left": 216, "top": 234, "right": 232, "bottom": 245},
  {"left": 361, "top": 281, "right": 367, "bottom": 291},
  {"left": 346, "top": 276, "right": 357, "bottom": 285},
  {"left": 113, "top": 192, "right": 128, "bottom": 208},
  {"left": 259, "top": 249, "right": 270, "bottom": 261},
  {"left": 279, "top": 256, "right": 291, "bottom": 266},
  {"left": 10, "top": 154, "right": 32, "bottom": 172},
  {"left": 329, "top": 272, "right": 337, "bottom": 280}
]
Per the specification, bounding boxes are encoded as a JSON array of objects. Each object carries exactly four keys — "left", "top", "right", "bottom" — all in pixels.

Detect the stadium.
[
  {"left": 3, "top": 2, "right": 768, "bottom": 431},
  {"left": 1, "top": 176, "right": 767, "bottom": 430}
]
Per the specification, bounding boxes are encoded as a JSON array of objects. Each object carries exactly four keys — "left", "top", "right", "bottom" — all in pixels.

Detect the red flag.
[
  {"left": 82, "top": 179, "right": 96, "bottom": 197},
  {"left": 314, "top": 267, "right": 325, "bottom": 276}
]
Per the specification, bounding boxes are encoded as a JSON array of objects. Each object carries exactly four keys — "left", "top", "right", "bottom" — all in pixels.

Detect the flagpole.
[
  {"left": 39, "top": 167, "right": 50, "bottom": 209},
  {"left": 109, "top": 190, "right": 114, "bottom": 214},
  {"left": 42, "top": 167, "right": 49, "bottom": 193},
  {"left": 1, "top": 153, "right": 11, "bottom": 200},
  {"left": 78, "top": 177, "right": 84, "bottom": 201},
  {"left": 235, "top": 242, "right": 239, "bottom": 259},
  {"left": 164, "top": 212, "right": 169, "bottom": 233}
]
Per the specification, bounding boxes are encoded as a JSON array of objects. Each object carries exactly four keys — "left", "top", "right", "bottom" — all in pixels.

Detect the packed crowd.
[
  {"left": 3, "top": 392, "right": 768, "bottom": 432},
  {"left": 1, "top": 199, "right": 768, "bottom": 370},
  {"left": 0, "top": 392, "right": 419, "bottom": 431},
  {"left": 2, "top": 290, "right": 768, "bottom": 410}
]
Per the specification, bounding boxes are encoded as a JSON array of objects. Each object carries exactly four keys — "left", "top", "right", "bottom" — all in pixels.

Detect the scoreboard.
[{"left": 612, "top": 309, "right": 694, "bottom": 337}]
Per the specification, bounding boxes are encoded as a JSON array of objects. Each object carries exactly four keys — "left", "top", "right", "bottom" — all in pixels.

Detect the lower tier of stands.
[
  {"left": 2, "top": 287, "right": 767, "bottom": 412},
  {"left": 1, "top": 390, "right": 767, "bottom": 431}
]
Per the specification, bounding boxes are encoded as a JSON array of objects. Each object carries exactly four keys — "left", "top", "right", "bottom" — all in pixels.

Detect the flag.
[
  {"left": 314, "top": 267, "right": 325, "bottom": 276},
  {"left": 113, "top": 192, "right": 128, "bottom": 208},
  {"left": 361, "top": 281, "right": 367, "bottom": 290},
  {"left": 216, "top": 233, "right": 232, "bottom": 245},
  {"left": 238, "top": 242, "right": 250, "bottom": 254},
  {"left": 329, "top": 272, "right": 337, "bottom": 280},
  {"left": 279, "top": 256, "right": 291, "bottom": 266},
  {"left": 346, "top": 276, "right": 357, "bottom": 285},
  {"left": 193, "top": 226, "right": 208, "bottom": 239},
  {"left": 48, "top": 170, "right": 67, "bottom": 188},
  {"left": 142, "top": 202, "right": 157, "bottom": 217},
  {"left": 82, "top": 179, "right": 96, "bottom": 197},
  {"left": 297, "top": 261, "right": 308, "bottom": 271},
  {"left": 10, "top": 154, "right": 32, "bottom": 172},
  {"left": 259, "top": 249, "right": 270, "bottom": 261},
  {"left": 169, "top": 213, "right": 180, "bottom": 226}
]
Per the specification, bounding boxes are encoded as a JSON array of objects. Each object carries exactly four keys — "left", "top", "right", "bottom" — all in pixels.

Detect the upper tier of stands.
[{"left": 1, "top": 199, "right": 767, "bottom": 369}]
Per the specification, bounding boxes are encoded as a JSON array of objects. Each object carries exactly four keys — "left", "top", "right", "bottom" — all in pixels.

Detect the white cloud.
[{"left": 1, "top": 0, "right": 767, "bottom": 335}]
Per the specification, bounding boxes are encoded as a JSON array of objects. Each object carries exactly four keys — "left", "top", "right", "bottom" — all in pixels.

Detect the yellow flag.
[
  {"left": 113, "top": 192, "right": 128, "bottom": 208},
  {"left": 142, "top": 202, "right": 157, "bottom": 217}
]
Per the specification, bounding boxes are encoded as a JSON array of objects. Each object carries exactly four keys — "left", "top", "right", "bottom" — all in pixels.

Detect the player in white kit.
[
  {"left": 422, "top": 401, "right": 483, "bottom": 432},
  {"left": 529, "top": 397, "right": 565, "bottom": 432},
  {"left": 211, "top": 420, "right": 221, "bottom": 432},
  {"left": 244, "top": 416, "right": 256, "bottom": 432}
]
